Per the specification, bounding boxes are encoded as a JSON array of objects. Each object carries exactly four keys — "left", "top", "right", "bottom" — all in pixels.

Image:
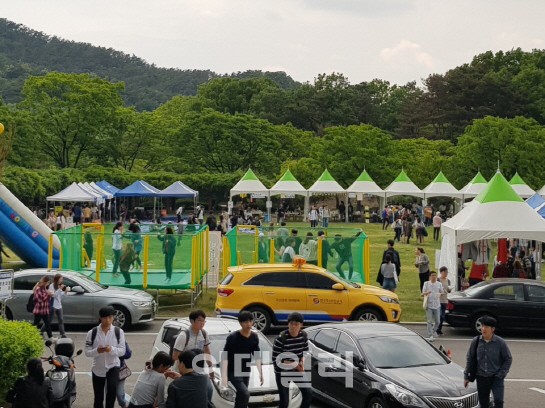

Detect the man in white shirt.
[
  {"left": 85, "top": 306, "right": 126, "bottom": 408},
  {"left": 421, "top": 271, "right": 443, "bottom": 342}
]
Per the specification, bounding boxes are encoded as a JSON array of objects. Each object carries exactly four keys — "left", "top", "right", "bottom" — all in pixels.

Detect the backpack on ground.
[
  {"left": 91, "top": 326, "right": 121, "bottom": 345},
  {"left": 26, "top": 293, "right": 35, "bottom": 313},
  {"left": 169, "top": 328, "right": 208, "bottom": 357}
]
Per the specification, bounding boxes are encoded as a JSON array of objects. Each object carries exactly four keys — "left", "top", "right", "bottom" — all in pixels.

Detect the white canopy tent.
[
  {"left": 270, "top": 169, "right": 309, "bottom": 217},
  {"left": 384, "top": 170, "right": 424, "bottom": 199},
  {"left": 537, "top": 184, "right": 545, "bottom": 198},
  {"left": 440, "top": 172, "right": 545, "bottom": 289},
  {"left": 47, "top": 182, "right": 98, "bottom": 202},
  {"left": 89, "top": 181, "right": 113, "bottom": 199},
  {"left": 308, "top": 169, "right": 348, "bottom": 222},
  {"left": 423, "top": 171, "right": 463, "bottom": 199},
  {"left": 230, "top": 169, "right": 270, "bottom": 218},
  {"left": 78, "top": 182, "right": 104, "bottom": 204},
  {"left": 346, "top": 169, "right": 384, "bottom": 196},
  {"left": 459, "top": 172, "right": 487, "bottom": 200},
  {"left": 508, "top": 172, "right": 535, "bottom": 199}
]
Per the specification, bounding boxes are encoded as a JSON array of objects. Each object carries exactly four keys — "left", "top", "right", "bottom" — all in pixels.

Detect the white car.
[{"left": 150, "top": 316, "right": 302, "bottom": 408}]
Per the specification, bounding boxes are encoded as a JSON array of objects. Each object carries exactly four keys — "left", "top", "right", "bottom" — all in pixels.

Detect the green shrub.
[{"left": 0, "top": 319, "right": 43, "bottom": 394}]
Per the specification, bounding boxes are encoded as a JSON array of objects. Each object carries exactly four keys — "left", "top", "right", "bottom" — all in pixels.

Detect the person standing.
[
  {"left": 119, "top": 243, "right": 137, "bottom": 285},
  {"left": 221, "top": 311, "right": 263, "bottom": 408},
  {"left": 196, "top": 205, "right": 204, "bottom": 225},
  {"left": 205, "top": 211, "right": 217, "bottom": 231},
  {"left": 49, "top": 273, "right": 70, "bottom": 339},
  {"left": 424, "top": 204, "right": 432, "bottom": 226},
  {"left": 157, "top": 227, "right": 176, "bottom": 283},
  {"left": 299, "top": 232, "right": 317, "bottom": 265},
  {"left": 433, "top": 211, "right": 442, "bottom": 241},
  {"left": 415, "top": 247, "right": 430, "bottom": 292},
  {"left": 85, "top": 306, "right": 126, "bottom": 408},
  {"left": 83, "top": 204, "right": 92, "bottom": 223},
  {"left": 421, "top": 271, "right": 443, "bottom": 342},
  {"left": 317, "top": 231, "right": 333, "bottom": 269},
  {"left": 6, "top": 358, "right": 52, "bottom": 408},
  {"left": 171, "top": 310, "right": 214, "bottom": 403},
  {"left": 463, "top": 316, "right": 512, "bottom": 408},
  {"left": 166, "top": 350, "right": 208, "bottom": 408},
  {"left": 116, "top": 341, "right": 132, "bottom": 408},
  {"left": 55, "top": 211, "right": 66, "bottom": 231},
  {"left": 112, "top": 222, "right": 123, "bottom": 277},
  {"left": 413, "top": 216, "right": 426, "bottom": 245},
  {"left": 322, "top": 205, "right": 330, "bottom": 228},
  {"left": 129, "top": 351, "right": 172, "bottom": 408},
  {"left": 437, "top": 267, "right": 451, "bottom": 336},
  {"left": 381, "top": 206, "right": 389, "bottom": 230},
  {"left": 377, "top": 239, "right": 401, "bottom": 287},
  {"left": 290, "top": 229, "right": 302, "bottom": 255},
  {"left": 338, "top": 201, "right": 346, "bottom": 222},
  {"left": 129, "top": 223, "right": 143, "bottom": 270},
  {"left": 33, "top": 276, "right": 54, "bottom": 341},
  {"left": 331, "top": 231, "right": 362, "bottom": 280},
  {"left": 403, "top": 216, "right": 413, "bottom": 244},
  {"left": 281, "top": 238, "right": 296, "bottom": 263},
  {"left": 72, "top": 203, "right": 82, "bottom": 225},
  {"left": 257, "top": 233, "right": 269, "bottom": 263},
  {"left": 272, "top": 312, "right": 312, "bottom": 408},
  {"left": 308, "top": 206, "right": 318, "bottom": 228},
  {"left": 393, "top": 216, "right": 402, "bottom": 242},
  {"left": 380, "top": 255, "right": 397, "bottom": 293}
]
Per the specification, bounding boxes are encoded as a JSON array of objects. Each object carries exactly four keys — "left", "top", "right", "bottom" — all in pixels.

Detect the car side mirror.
[
  {"left": 71, "top": 286, "right": 84, "bottom": 294},
  {"left": 332, "top": 283, "right": 344, "bottom": 290}
]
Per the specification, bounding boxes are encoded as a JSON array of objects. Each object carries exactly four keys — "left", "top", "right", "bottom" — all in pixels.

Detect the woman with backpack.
[
  {"left": 119, "top": 243, "right": 138, "bottom": 285},
  {"left": 6, "top": 358, "right": 52, "bottom": 408},
  {"left": 32, "top": 275, "right": 54, "bottom": 341}
]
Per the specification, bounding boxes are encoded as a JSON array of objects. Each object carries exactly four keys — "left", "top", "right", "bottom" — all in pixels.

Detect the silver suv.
[{"left": 150, "top": 316, "right": 302, "bottom": 408}]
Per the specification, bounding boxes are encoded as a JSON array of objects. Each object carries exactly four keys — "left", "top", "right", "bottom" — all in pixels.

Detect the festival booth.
[
  {"left": 229, "top": 168, "right": 270, "bottom": 220},
  {"left": 308, "top": 169, "right": 348, "bottom": 222},
  {"left": 508, "top": 172, "right": 535, "bottom": 199},
  {"left": 47, "top": 182, "right": 99, "bottom": 203},
  {"left": 269, "top": 169, "right": 309, "bottom": 222},
  {"left": 384, "top": 170, "right": 424, "bottom": 203},
  {"left": 346, "top": 170, "right": 384, "bottom": 222},
  {"left": 440, "top": 172, "right": 545, "bottom": 289},
  {"left": 459, "top": 172, "right": 488, "bottom": 201},
  {"left": 156, "top": 181, "right": 199, "bottom": 220},
  {"left": 423, "top": 171, "right": 463, "bottom": 215}
]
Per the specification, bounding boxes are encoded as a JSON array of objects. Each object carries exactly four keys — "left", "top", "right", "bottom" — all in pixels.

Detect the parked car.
[
  {"left": 306, "top": 322, "right": 479, "bottom": 408},
  {"left": 5, "top": 269, "right": 156, "bottom": 329},
  {"left": 150, "top": 316, "right": 302, "bottom": 408},
  {"left": 446, "top": 278, "right": 545, "bottom": 334},
  {"left": 215, "top": 262, "right": 401, "bottom": 333}
]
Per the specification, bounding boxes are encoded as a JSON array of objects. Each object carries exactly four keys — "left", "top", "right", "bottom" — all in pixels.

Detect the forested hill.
[{"left": 0, "top": 18, "right": 300, "bottom": 111}]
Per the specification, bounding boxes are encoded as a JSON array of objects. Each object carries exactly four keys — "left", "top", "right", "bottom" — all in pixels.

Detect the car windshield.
[
  {"left": 208, "top": 333, "right": 273, "bottom": 366},
  {"left": 72, "top": 273, "right": 108, "bottom": 291},
  {"left": 323, "top": 270, "right": 359, "bottom": 288},
  {"left": 359, "top": 336, "right": 447, "bottom": 369}
]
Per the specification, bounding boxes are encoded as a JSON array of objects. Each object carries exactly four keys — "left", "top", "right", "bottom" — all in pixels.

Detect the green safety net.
[
  {"left": 225, "top": 226, "right": 368, "bottom": 283},
  {"left": 53, "top": 223, "right": 208, "bottom": 289}
]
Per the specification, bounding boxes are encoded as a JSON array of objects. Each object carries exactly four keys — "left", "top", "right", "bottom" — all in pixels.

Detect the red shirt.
[{"left": 33, "top": 286, "right": 51, "bottom": 315}]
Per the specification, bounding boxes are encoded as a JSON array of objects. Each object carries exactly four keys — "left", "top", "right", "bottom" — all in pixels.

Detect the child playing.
[{"left": 119, "top": 243, "right": 137, "bottom": 285}]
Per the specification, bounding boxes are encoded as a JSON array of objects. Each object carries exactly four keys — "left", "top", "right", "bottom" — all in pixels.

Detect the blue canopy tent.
[
  {"left": 526, "top": 193, "right": 545, "bottom": 209},
  {"left": 156, "top": 181, "right": 199, "bottom": 219},
  {"left": 96, "top": 180, "right": 120, "bottom": 195},
  {"left": 115, "top": 180, "right": 161, "bottom": 220}
]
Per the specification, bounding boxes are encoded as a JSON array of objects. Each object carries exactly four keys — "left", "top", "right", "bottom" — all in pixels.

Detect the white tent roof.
[
  {"left": 508, "top": 172, "right": 535, "bottom": 199},
  {"left": 90, "top": 181, "right": 113, "bottom": 199},
  {"left": 269, "top": 169, "right": 307, "bottom": 196},
  {"left": 384, "top": 170, "right": 423, "bottom": 198},
  {"left": 47, "top": 182, "right": 98, "bottom": 202},
  {"left": 79, "top": 182, "right": 104, "bottom": 204},
  {"left": 346, "top": 170, "right": 384, "bottom": 196},
  {"left": 308, "top": 169, "right": 345, "bottom": 195},
  {"left": 459, "top": 172, "right": 487, "bottom": 199},
  {"left": 440, "top": 172, "right": 545, "bottom": 289},
  {"left": 230, "top": 169, "right": 269, "bottom": 197},
  {"left": 423, "top": 171, "right": 463, "bottom": 199}
]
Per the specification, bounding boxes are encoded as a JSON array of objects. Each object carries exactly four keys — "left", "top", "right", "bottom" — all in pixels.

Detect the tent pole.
[{"left": 345, "top": 193, "right": 349, "bottom": 223}]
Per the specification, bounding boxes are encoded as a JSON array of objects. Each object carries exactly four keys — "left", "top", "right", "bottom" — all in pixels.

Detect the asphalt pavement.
[{"left": 37, "top": 321, "right": 545, "bottom": 408}]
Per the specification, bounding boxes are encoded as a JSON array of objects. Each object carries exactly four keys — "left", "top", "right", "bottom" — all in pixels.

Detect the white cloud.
[{"left": 380, "top": 39, "right": 435, "bottom": 69}]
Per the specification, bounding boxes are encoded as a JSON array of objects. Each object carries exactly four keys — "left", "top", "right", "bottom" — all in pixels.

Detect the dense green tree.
[{"left": 20, "top": 72, "right": 124, "bottom": 168}]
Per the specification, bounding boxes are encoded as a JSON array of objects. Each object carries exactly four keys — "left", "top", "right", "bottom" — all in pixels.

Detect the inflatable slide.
[{"left": 0, "top": 182, "right": 60, "bottom": 267}]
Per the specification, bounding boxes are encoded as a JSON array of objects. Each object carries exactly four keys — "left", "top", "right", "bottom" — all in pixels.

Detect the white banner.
[
  {"left": 0, "top": 270, "right": 14, "bottom": 300},
  {"left": 207, "top": 231, "right": 222, "bottom": 288},
  {"left": 251, "top": 193, "right": 267, "bottom": 198}
]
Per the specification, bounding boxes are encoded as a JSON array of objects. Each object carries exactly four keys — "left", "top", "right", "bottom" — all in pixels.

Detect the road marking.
[
  {"left": 79, "top": 371, "right": 144, "bottom": 375},
  {"left": 507, "top": 379, "right": 545, "bottom": 382},
  {"left": 65, "top": 332, "right": 157, "bottom": 336},
  {"left": 529, "top": 387, "right": 545, "bottom": 394}
]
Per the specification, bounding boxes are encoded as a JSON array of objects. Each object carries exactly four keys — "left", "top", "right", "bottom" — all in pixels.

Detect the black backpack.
[
  {"left": 26, "top": 293, "right": 35, "bottom": 313},
  {"left": 169, "top": 328, "right": 208, "bottom": 357}
]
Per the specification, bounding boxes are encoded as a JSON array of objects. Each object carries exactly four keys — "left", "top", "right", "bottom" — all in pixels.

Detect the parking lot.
[{"left": 38, "top": 321, "right": 545, "bottom": 408}]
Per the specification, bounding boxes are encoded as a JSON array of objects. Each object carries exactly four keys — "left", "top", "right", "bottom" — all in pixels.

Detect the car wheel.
[
  {"left": 471, "top": 313, "right": 494, "bottom": 335},
  {"left": 355, "top": 308, "right": 382, "bottom": 322},
  {"left": 247, "top": 307, "right": 271, "bottom": 333},
  {"left": 367, "top": 396, "right": 388, "bottom": 408},
  {"left": 112, "top": 306, "right": 131, "bottom": 330}
]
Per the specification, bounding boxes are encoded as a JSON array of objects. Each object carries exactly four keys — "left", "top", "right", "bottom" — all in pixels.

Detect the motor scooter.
[{"left": 43, "top": 337, "right": 82, "bottom": 408}]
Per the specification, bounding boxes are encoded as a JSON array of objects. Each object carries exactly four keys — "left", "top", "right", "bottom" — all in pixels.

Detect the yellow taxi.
[{"left": 215, "top": 261, "right": 401, "bottom": 332}]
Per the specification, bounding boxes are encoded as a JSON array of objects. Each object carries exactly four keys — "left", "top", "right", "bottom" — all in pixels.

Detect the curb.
[{"left": 153, "top": 316, "right": 432, "bottom": 325}]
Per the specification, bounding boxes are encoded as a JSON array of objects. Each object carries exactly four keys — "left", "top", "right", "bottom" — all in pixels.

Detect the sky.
[{"left": 4, "top": 0, "right": 545, "bottom": 86}]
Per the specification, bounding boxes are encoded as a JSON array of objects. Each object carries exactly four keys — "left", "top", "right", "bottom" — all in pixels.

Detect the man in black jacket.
[
  {"left": 377, "top": 240, "right": 401, "bottom": 285},
  {"left": 166, "top": 349, "right": 208, "bottom": 408}
]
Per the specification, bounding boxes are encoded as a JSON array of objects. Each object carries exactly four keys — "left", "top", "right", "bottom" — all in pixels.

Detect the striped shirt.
[{"left": 272, "top": 330, "right": 308, "bottom": 373}]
